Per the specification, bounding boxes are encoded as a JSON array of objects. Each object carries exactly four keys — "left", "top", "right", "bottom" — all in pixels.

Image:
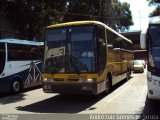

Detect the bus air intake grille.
[
  {"left": 68, "top": 79, "right": 79, "bottom": 82},
  {"left": 54, "top": 79, "right": 64, "bottom": 81}
]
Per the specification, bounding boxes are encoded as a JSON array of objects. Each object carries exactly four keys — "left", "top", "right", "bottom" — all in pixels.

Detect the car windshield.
[
  {"left": 44, "top": 25, "right": 96, "bottom": 74},
  {"left": 134, "top": 60, "right": 143, "bottom": 65}
]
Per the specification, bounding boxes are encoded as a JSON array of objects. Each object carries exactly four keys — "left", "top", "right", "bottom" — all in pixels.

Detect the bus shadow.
[
  {"left": 22, "top": 85, "right": 42, "bottom": 93},
  {"left": 16, "top": 79, "right": 128, "bottom": 113},
  {"left": 16, "top": 93, "right": 106, "bottom": 113},
  {"left": 0, "top": 86, "right": 41, "bottom": 104},
  {"left": 0, "top": 85, "right": 41, "bottom": 98},
  {"left": 112, "top": 77, "right": 131, "bottom": 92},
  {"left": 0, "top": 93, "right": 26, "bottom": 104},
  {"left": 140, "top": 96, "right": 160, "bottom": 115}
]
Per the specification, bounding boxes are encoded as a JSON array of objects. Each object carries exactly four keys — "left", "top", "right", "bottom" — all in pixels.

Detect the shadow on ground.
[
  {"left": 141, "top": 97, "right": 160, "bottom": 114},
  {"left": 16, "top": 94, "right": 105, "bottom": 113},
  {"left": 0, "top": 93, "right": 26, "bottom": 104},
  {"left": 16, "top": 79, "right": 128, "bottom": 113},
  {"left": 0, "top": 86, "right": 41, "bottom": 104},
  {"left": 138, "top": 96, "right": 160, "bottom": 120}
]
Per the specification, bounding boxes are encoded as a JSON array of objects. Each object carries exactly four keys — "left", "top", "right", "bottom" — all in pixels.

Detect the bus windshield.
[
  {"left": 149, "top": 25, "right": 160, "bottom": 68},
  {"left": 44, "top": 26, "right": 96, "bottom": 74},
  {"left": 0, "top": 43, "right": 5, "bottom": 75}
]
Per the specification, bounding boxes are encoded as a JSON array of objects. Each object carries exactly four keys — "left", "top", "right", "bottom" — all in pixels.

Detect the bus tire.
[
  {"left": 105, "top": 74, "right": 112, "bottom": 94},
  {"left": 11, "top": 80, "right": 22, "bottom": 93},
  {"left": 126, "top": 68, "right": 131, "bottom": 81}
]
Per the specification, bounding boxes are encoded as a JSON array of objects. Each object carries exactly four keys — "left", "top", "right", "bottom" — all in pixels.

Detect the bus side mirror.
[{"left": 140, "top": 30, "right": 147, "bottom": 49}]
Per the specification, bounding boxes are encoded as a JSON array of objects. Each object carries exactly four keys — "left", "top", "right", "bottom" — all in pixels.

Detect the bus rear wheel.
[
  {"left": 105, "top": 75, "right": 112, "bottom": 94},
  {"left": 126, "top": 69, "right": 131, "bottom": 81},
  {"left": 11, "top": 80, "right": 22, "bottom": 93}
]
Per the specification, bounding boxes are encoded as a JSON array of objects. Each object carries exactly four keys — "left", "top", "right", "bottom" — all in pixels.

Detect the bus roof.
[
  {"left": 47, "top": 21, "right": 132, "bottom": 44},
  {"left": 0, "top": 38, "right": 44, "bottom": 46},
  {"left": 149, "top": 16, "right": 160, "bottom": 24}
]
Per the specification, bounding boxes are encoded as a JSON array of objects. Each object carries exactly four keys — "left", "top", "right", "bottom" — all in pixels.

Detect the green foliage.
[
  {"left": 148, "top": 0, "right": 160, "bottom": 6},
  {"left": 1, "top": 0, "right": 133, "bottom": 40},
  {"left": 148, "top": 0, "right": 160, "bottom": 17},
  {"left": 62, "top": 0, "right": 133, "bottom": 32},
  {"left": 117, "top": 2, "right": 133, "bottom": 32},
  {"left": 2, "top": 0, "right": 66, "bottom": 40},
  {"left": 149, "top": 6, "right": 160, "bottom": 17}
]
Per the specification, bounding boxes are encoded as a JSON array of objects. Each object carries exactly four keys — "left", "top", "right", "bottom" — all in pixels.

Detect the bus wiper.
[
  {"left": 52, "top": 68, "right": 57, "bottom": 74},
  {"left": 69, "top": 56, "right": 81, "bottom": 74},
  {"left": 73, "top": 65, "right": 80, "bottom": 74},
  {"left": 45, "top": 59, "right": 58, "bottom": 74}
]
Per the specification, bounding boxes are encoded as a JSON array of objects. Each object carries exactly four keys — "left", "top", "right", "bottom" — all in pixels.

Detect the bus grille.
[
  {"left": 68, "top": 79, "right": 79, "bottom": 82},
  {"left": 54, "top": 79, "right": 64, "bottom": 81}
]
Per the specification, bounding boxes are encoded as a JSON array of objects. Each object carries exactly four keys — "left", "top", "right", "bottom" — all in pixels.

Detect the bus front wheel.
[
  {"left": 11, "top": 80, "right": 22, "bottom": 93},
  {"left": 126, "top": 68, "right": 131, "bottom": 81},
  {"left": 105, "top": 75, "right": 112, "bottom": 94}
]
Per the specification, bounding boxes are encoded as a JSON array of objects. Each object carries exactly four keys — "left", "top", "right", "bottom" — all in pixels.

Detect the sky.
[{"left": 119, "top": 0, "right": 155, "bottom": 31}]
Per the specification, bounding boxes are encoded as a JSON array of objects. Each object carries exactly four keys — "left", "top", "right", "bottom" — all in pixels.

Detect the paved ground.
[{"left": 0, "top": 69, "right": 160, "bottom": 120}]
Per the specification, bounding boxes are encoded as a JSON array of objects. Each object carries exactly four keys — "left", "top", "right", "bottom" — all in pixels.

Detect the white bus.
[
  {"left": 140, "top": 16, "right": 160, "bottom": 99},
  {"left": 0, "top": 38, "right": 44, "bottom": 93}
]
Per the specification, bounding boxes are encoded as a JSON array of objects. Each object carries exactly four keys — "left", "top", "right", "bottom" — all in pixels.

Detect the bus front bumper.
[
  {"left": 42, "top": 81, "right": 104, "bottom": 95},
  {"left": 148, "top": 81, "right": 160, "bottom": 100}
]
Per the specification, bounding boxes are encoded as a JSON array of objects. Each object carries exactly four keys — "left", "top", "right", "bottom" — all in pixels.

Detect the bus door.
[{"left": 0, "top": 43, "right": 5, "bottom": 76}]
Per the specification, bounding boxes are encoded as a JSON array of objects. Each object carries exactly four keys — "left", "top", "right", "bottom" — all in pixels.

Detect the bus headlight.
[
  {"left": 43, "top": 78, "right": 48, "bottom": 81},
  {"left": 79, "top": 78, "right": 96, "bottom": 82},
  {"left": 43, "top": 78, "right": 54, "bottom": 82},
  {"left": 86, "top": 79, "right": 94, "bottom": 82}
]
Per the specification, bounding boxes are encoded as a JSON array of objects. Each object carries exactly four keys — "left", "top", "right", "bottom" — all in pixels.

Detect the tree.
[
  {"left": 62, "top": 0, "right": 133, "bottom": 32},
  {"left": 148, "top": 0, "right": 160, "bottom": 17},
  {"left": 117, "top": 2, "right": 133, "bottom": 31},
  {"left": 1, "top": 0, "right": 133, "bottom": 40},
  {"left": 2, "top": 0, "right": 66, "bottom": 40}
]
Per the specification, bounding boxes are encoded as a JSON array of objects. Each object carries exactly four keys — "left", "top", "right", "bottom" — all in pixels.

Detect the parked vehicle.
[
  {"left": 134, "top": 60, "right": 144, "bottom": 73},
  {"left": 140, "top": 16, "right": 160, "bottom": 99},
  {"left": 42, "top": 21, "right": 134, "bottom": 95},
  {"left": 0, "top": 38, "right": 44, "bottom": 93},
  {"left": 142, "top": 60, "right": 146, "bottom": 69}
]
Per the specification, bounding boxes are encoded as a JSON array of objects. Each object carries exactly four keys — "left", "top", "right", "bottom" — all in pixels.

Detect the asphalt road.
[{"left": 0, "top": 69, "right": 160, "bottom": 120}]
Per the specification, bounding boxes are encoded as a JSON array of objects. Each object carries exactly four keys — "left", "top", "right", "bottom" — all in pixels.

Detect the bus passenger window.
[
  {"left": 97, "top": 26, "right": 106, "bottom": 74},
  {"left": 113, "top": 37, "right": 123, "bottom": 49}
]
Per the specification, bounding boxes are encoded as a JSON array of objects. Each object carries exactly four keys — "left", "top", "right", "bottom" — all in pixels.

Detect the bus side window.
[
  {"left": 113, "top": 37, "right": 123, "bottom": 49},
  {"left": 30, "top": 46, "right": 43, "bottom": 60},
  {"left": 30, "top": 47, "right": 38, "bottom": 59},
  {"left": 97, "top": 26, "right": 106, "bottom": 74}
]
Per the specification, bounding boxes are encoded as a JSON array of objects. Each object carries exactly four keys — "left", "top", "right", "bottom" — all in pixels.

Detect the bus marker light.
[
  {"left": 87, "top": 79, "right": 93, "bottom": 82},
  {"left": 149, "top": 90, "right": 153, "bottom": 95}
]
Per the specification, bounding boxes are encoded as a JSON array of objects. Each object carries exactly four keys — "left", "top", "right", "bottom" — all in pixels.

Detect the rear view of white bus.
[{"left": 140, "top": 16, "right": 160, "bottom": 100}]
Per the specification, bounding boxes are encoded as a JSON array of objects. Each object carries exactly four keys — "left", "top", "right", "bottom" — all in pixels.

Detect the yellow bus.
[{"left": 42, "top": 21, "right": 134, "bottom": 95}]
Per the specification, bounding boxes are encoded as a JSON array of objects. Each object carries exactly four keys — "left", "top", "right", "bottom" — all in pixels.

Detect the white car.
[{"left": 134, "top": 60, "right": 144, "bottom": 73}]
